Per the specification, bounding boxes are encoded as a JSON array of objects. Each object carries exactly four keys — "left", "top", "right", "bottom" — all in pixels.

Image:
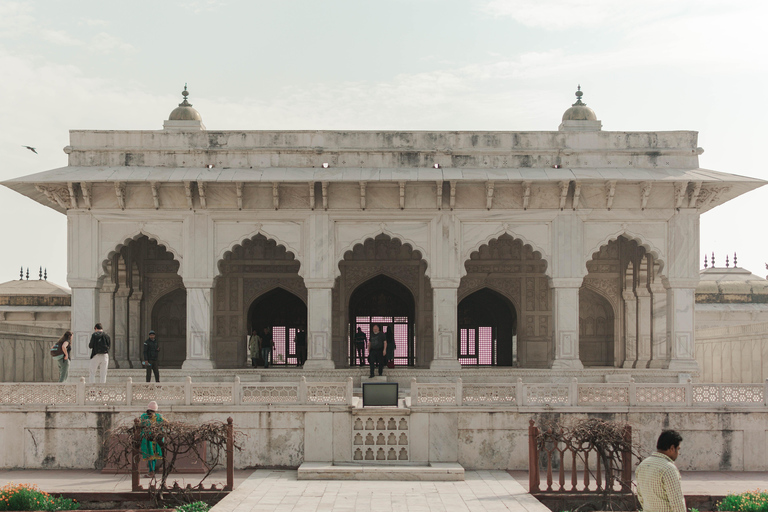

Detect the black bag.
[{"left": 50, "top": 342, "right": 64, "bottom": 357}]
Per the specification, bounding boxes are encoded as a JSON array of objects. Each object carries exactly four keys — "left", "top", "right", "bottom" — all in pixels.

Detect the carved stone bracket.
[
  {"left": 150, "top": 182, "right": 160, "bottom": 209},
  {"left": 360, "top": 181, "right": 367, "bottom": 210},
  {"left": 572, "top": 181, "right": 581, "bottom": 210},
  {"left": 399, "top": 181, "right": 406, "bottom": 210},
  {"left": 115, "top": 182, "right": 126, "bottom": 210},
  {"left": 308, "top": 182, "right": 315, "bottom": 210},
  {"left": 272, "top": 182, "right": 279, "bottom": 210},
  {"left": 198, "top": 182, "right": 207, "bottom": 209},
  {"left": 236, "top": 182, "right": 244, "bottom": 210},
  {"left": 558, "top": 181, "right": 569, "bottom": 210},
  {"left": 687, "top": 181, "right": 702, "bottom": 208},
  {"left": 183, "top": 181, "right": 193, "bottom": 209},
  {"left": 640, "top": 181, "right": 652, "bottom": 210},
  {"left": 485, "top": 181, "right": 494, "bottom": 210},
  {"left": 523, "top": 181, "right": 531, "bottom": 210},
  {"left": 80, "top": 182, "right": 92, "bottom": 209},
  {"left": 436, "top": 180, "right": 443, "bottom": 210},
  {"left": 35, "top": 185, "right": 70, "bottom": 209},
  {"left": 605, "top": 180, "right": 616, "bottom": 210}
]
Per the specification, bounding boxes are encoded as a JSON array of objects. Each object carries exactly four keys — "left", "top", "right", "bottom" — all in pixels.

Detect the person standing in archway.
[
  {"left": 353, "top": 327, "right": 367, "bottom": 366},
  {"left": 295, "top": 328, "right": 307, "bottom": 366},
  {"left": 248, "top": 329, "right": 262, "bottom": 367},
  {"left": 143, "top": 330, "right": 160, "bottom": 382},
  {"left": 368, "top": 324, "right": 387, "bottom": 378},
  {"left": 261, "top": 327, "right": 273, "bottom": 368}
]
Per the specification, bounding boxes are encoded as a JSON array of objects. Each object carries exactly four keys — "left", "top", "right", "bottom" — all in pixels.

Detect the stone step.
[{"left": 297, "top": 462, "right": 465, "bottom": 481}]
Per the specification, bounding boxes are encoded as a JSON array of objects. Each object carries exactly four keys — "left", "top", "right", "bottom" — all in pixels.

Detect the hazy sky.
[{"left": 1, "top": 0, "right": 766, "bottom": 286}]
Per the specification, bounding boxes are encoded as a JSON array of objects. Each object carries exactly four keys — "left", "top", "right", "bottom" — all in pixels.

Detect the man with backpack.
[{"left": 88, "top": 323, "right": 111, "bottom": 383}]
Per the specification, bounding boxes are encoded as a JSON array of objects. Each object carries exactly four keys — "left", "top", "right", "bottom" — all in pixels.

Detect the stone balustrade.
[
  {"left": 0, "top": 375, "right": 354, "bottom": 407},
  {"left": 1, "top": 376, "right": 766, "bottom": 408},
  {"left": 408, "top": 377, "right": 768, "bottom": 407}
]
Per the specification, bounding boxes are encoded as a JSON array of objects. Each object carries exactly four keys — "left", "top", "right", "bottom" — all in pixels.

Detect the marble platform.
[{"left": 297, "top": 462, "right": 465, "bottom": 481}]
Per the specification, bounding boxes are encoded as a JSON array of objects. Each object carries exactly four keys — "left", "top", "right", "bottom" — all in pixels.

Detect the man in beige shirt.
[{"left": 636, "top": 430, "right": 686, "bottom": 512}]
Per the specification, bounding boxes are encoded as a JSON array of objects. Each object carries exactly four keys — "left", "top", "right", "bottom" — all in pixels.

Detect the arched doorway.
[
  {"left": 457, "top": 288, "right": 517, "bottom": 366},
  {"left": 348, "top": 275, "right": 415, "bottom": 366},
  {"left": 334, "top": 234, "right": 430, "bottom": 367},
  {"left": 100, "top": 235, "right": 183, "bottom": 368},
  {"left": 247, "top": 288, "right": 307, "bottom": 366},
  {"left": 151, "top": 288, "right": 187, "bottom": 368},
  {"left": 213, "top": 234, "right": 305, "bottom": 368},
  {"left": 578, "top": 288, "right": 614, "bottom": 366},
  {"left": 458, "top": 234, "right": 549, "bottom": 367}
]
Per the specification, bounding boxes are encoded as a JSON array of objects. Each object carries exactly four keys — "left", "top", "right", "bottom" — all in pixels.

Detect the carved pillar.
[
  {"left": 304, "top": 282, "right": 335, "bottom": 370},
  {"left": 182, "top": 285, "right": 215, "bottom": 369},
  {"left": 113, "top": 288, "right": 130, "bottom": 368},
  {"left": 430, "top": 280, "right": 461, "bottom": 370},
  {"left": 550, "top": 278, "right": 583, "bottom": 369},
  {"left": 666, "top": 280, "right": 698, "bottom": 371},
  {"left": 128, "top": 291, "right": 143, "bottom": 365},
  {"left": 649, "top": 262, "right": 669, "bottom": 368},
  {"left": 622, "top": 262, "right": 637, "bottom": 368},
  {"left": 70, "top": 284, "right": 100, "bottom": 371},
  {"left": 99, "top": 283, "right": 117, "bottom": 367},
  {"left": 635, "top": 256, "right": 652, "bottom": 368}
]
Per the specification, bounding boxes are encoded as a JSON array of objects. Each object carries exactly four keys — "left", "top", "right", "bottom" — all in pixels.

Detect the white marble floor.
[{"left": 211, "top": 469, "right": 550, "bottom": 512}]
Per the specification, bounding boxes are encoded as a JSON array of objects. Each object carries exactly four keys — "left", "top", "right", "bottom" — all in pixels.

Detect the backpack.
[{"left": 51, "top": 342, "right": 64, "bottom": 357}]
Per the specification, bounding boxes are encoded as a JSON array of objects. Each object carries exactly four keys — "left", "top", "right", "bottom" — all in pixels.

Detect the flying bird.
[{"left": 22, "top": 146, "right": 38, "bottom": 154}]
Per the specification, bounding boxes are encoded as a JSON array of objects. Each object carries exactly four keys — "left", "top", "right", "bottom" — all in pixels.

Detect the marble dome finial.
[
  {"left": 168, "top": 84, "right": 202, "bottom": 121},
  {"left": 561, "top": 85, "right": 597, "bottom": 121}
]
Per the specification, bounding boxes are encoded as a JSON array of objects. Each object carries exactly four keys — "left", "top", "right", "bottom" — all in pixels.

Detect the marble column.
[
  {"left": 70, "top": 285, "right": 100, "bottom": 371},
  {"left": 304, "top": 282, "right": 335, "bottom": 370},
  {"left": 635, "top": 257, "right": 652, "bottom": 368},
  {"left": 550, "top": 278, "right": 583, "bottom": 369},
  {"left": 128, "top": 291, "right": 143, "bottom": 366},
  {"left": 666, "top": 281, "right": 699, "bottom": 372},
  {"left": 622, "top": 263, "right": 637, "bottom": 368},
  {"left": 113, "top": 288, "right": 130, "bottom": 368},
  {"left": 182, "top": 286, "right": 215, "bottom": 370},
  {"left": 430, "top": 280, "right": 461, "bottom": 370},
  {"left": 649, "top": 263, "right": 668, "bottom": 368},
  {"left": 99, "top": 283, "right": 116, "bottom": 367}
]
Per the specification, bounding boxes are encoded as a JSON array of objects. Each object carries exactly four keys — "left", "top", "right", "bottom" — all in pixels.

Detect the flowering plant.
[
  {"left": 0, "top": 483, "right": 79, "bottom": 511},
  {"left": 718, "top": 489, "right": 768, "bottom": 512}
]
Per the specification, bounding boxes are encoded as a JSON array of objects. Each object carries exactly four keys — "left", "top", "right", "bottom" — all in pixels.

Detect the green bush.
[
  {"left": 0, "top": 483, "right": 79, "bottom": 511},
  {"left": 717, "top": 490, "right": 768, "bottom": 512},
  {"left": 176, "top": 501, "right": 211, "bottom": 512}
]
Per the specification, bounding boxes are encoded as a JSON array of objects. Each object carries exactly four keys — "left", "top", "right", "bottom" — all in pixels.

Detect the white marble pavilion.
[{"left": 3, "top": 87, "right": 764, "bottom": 375}]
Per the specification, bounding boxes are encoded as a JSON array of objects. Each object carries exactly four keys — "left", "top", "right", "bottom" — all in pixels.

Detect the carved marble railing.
[
  {"left": 410, "top": 378, "right": 768, "bottom": 407},
  {"left": 0, "top": 376, "right": 354, "bottom": 407}
]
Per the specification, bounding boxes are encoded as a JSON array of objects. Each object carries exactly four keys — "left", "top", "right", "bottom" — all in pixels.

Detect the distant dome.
[
  {"left": 168, "top": 85, "right": 202, "bottom": 121},
  {"left": 562, "top": 85, "right": 597, "bottom": 121}
]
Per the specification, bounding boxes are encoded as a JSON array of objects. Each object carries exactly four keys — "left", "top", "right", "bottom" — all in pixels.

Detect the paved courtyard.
[{"left": 212, "top": 470, "right": 548, "bottom": 512}]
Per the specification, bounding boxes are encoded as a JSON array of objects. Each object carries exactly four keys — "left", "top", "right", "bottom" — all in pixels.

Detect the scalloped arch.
[
  {"left": 101, "top": 230, "right": 183, "bottom": 278},
  {"left": 460, "top": 229, "right": 550, "bottom": 278},
  {"left": 336, "top": 230, "right": 430, "bottom": 279},
  {"left": 585, "top": 229, "right": 666, "bottom": 277},
  {"left": 216, "top": 230, "right": 302, "bottom": 279}
]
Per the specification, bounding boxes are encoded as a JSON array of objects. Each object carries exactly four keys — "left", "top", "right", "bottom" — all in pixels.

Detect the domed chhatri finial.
[
  {"left": 704, "top": 254, "right": 708, "bottom": 269},
  {"left": 19, "top": 266, "right": 23, "bottom": 280},
  {"left": 179, "top": 83, "right": 192, "bottom": 107},
  {"left": 573, "top": 84, "right": 586, "bottom": 106}
]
